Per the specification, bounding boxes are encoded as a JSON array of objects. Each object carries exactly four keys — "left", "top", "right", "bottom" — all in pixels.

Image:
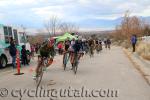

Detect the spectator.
[
  {"left": 9, "top": 39, "right": 17, "bottom": 69},
  {"left": 131, "top": 34, "right": 137, "bottom": 52},
  {"left": 21, "top": 45, "right": 29, "bottom": 65},
  {"left": 57, "top": 42, "right": 63, "bottom": 55}
]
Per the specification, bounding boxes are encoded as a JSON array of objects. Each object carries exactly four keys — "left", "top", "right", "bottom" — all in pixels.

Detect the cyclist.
[
  {"left": 107, "top": 38, "right": 111, "bottom": 50},
  {"left": 88, "top": 38, "right": 95, "bottom": 57},
  {"left": 84, "top": 40, "right": 89, "bottom": 54},
  {"left": 70, "top": 37, "right": 83, "bottom": 69},
  {"left": 104, "top": 38, "right": 107, "bottom": 49},
  {"left": 64, "top": 38, "right": 70, "bottom": 52},
  {"left": 62, "top": 38, "right": 71, "bottom": 67},
  {"left": 99, "top": 39, "right": 102, "bottom": 51},
  {"left": 69, "top": 38, "right": 76, "bottom": 67},
  {"left": 33, "top": 39, "right": 54, "bottom": 79},
  {"left": 95, "top": 39, "right": 100, "bottom": 53}
]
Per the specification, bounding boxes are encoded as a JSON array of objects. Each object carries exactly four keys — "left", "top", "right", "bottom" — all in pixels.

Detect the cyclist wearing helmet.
[
  {"left": 64, "top": 38, "right": 70, "bottom": 52},
  {"left": 88, "top": 38, "right": 95, "bottom": 57},
  {"left": 33, "top": 39, "right": 54, "bottom": 79},
  {"left": 70, "top": 38, "right": 76, "bottom": 52},
  {"left": 70, "top": 37, "right": 83, "bottom": 68},
  {"left": 62, "top": 38, "right": 71, "bottom": 67}
]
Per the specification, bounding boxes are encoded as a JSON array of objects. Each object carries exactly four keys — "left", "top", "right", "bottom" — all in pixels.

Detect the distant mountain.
[
  {"left": 79, "top": 16, "right": 150, "bottom": 31},
  {"left": 115, "top": 16, "right": 150, "bottom": 25},
  {"left": 141, "top": 16, "right": 150, "bottom": 23}
]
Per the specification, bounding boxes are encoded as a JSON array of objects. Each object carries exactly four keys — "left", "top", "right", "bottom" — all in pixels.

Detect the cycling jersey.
[
  {"left": 64, "top": 40, "right": 70, "bottom": 51},
  {"left": 40, "top": 43, "right": 55, "bottom": 58},
  {"left": 73, "top": 40, "right": 83, "bottom": 53},
  {"left": 69, "top": 40, "right": 75, "bottom": 52}
]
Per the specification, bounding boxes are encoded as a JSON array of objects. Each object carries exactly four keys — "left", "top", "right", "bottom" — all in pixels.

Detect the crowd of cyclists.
[{"left": 33, "top": 35, "right": 111, "bottom": 78}]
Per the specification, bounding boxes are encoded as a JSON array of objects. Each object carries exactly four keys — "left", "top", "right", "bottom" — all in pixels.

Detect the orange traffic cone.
[{"left": 14, "top": 50, "right": 24, "bottom": 75}]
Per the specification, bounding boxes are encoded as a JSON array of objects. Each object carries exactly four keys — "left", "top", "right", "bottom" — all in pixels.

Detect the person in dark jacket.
[
  {"left": 21, "top": 45, "right": 29, "bottom": 65},
  {"left": 9, "top": 39, "right": 17, "bottom": 69},
  {"left": 131, "top": 34, "right": 137, "bottom": 52},
  {"left": 73, "top": 39, "right": 83, "bottom": 53}
]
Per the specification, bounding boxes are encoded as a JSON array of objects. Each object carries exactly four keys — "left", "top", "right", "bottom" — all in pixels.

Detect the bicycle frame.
[{"left": 72, "top": 52, "right": 79, "bottom": 74}]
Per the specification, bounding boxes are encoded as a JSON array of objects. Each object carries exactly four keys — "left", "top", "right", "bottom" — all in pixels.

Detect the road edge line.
[{"left": 123, "top": 48, "right": 150, "bottom": 86}]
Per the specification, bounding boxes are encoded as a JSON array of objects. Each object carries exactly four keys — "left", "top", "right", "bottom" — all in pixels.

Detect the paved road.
[{"left": 0, "top": 46, "right": 149, "bottom": 100}]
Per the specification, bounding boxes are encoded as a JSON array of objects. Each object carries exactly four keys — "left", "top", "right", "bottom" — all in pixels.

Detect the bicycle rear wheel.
[
  {"left": 63, "top": 53, "right": 67, "bottom": 70},
  {"left": 73, "top": 53, "right": 78, "bottom": 74},
  {"left": 74, "top": 63, "right": 78, "bottom": 74},
  {"left": 63, "top": 53, "right": 69, "bottom": 70}
]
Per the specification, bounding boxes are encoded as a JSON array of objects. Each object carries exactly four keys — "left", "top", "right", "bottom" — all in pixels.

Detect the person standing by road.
[
  {"left": 9, "top": 38, "right": 17, "bottom": 69},
  {"left": 21, "top": 45, "right": 29, "bottom": 66},
  {"left": 57, "top": 42, "right": 63, "bottom": 55},
  {"left": 131, "top": 34, "right": 137, "bottom": 52}
]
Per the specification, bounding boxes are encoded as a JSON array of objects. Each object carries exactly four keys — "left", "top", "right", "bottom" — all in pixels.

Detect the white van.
[{"left": 0, "top": 24, "right": 31, "bottom": 68}]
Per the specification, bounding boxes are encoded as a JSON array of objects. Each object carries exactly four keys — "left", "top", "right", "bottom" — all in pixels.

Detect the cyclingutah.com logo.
[{"left": 0, "top": 86, "right": 119, "bottom": 100}]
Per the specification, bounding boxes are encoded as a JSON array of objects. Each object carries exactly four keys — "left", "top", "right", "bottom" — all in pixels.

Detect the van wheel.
[{"left": 0, "top": 56, "right": 7, "bottom": 68}]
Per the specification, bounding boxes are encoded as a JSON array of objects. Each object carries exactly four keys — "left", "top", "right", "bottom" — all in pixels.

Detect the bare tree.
[
  {"left": 121, "top": 10, "right": 131, "bottom": 39},
  {"left": 44, "top": 15, "right": 60, "bottom": 37},
  {"left": 28, "top": 34, "right": 45, "bottom": 45},
  {"left": 113, "top": 10, "right": 145, "bottom": 41},
  {"left": 59, "top": 22, "right": 79, "bottom": 33}
]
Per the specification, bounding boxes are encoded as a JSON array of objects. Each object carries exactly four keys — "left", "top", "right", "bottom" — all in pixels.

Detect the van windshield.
[{"left": 19, "top": 32, "right": 27, "bottom": 43}]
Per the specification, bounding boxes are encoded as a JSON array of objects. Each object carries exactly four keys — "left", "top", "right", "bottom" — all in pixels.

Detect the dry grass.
[
  {"left": 136, "top": 42, "right": 150, "bottom": 61},
  {"left": 142, "top": 55, "right": 150, "bottom": 60}
]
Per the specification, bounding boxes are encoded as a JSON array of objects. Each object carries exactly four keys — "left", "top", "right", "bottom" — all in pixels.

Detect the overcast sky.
[{"left": 0, "top": 0, "right": 150, "bottom": 31}]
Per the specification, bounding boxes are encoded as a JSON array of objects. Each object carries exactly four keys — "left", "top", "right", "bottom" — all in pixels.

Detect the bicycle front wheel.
[{"left": 36, "top": 66, "right": 44, "bottom": 88}]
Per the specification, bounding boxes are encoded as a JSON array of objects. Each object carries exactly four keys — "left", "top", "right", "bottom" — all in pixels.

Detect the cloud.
[
  {"left": 31, "top": 6, "right": 66, "bottom": 20},
  {"left": 132, "top": 6, "right": 150, "bottom": 17},
  {"left": 0, "top": 0, "right": 150, "bottom": 30},
  {"left": 0, "top": 0, "right": 37, "bottom": 6}
]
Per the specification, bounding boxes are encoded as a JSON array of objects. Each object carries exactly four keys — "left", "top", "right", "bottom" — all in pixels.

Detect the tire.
[
  {"left": 64, "top": 64, "right": 66, "bottom": 70},
  {"left": 0, "top": 56, "right": 7, "bottom": 68},
  {"left": 73, "top": 53, "right": 78, "bottom": 74},
  {"left": 74, "top": 65, "right": 77, "bottom": 74},
  {"left": 63, "top": 53, "right": 68, "bottom": 70},
  {"left": 35, "top": 66, "right": 43, "bottom": 95},
  {"left": 36, "top": 65, "right": 43, "bottom": 88},
  {"left": 73, "top": 63, "right": 78, "bottom": 74}
]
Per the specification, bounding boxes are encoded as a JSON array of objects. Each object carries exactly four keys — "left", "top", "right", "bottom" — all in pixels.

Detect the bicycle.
[
  {"left": 89, "top": 46, "right": 94, "bottom": 57},
  {"left": 96, "top": 44, "right": 102, "bottom": 54},
  {"left": 35, "top": 57, "right": 48, "bottom": 87},
  {"left": 63, "top": 51, "right": 69, "bottom": 70},
  {"left": 72, "top": 52, "right": 83, "bottom": 74}
]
